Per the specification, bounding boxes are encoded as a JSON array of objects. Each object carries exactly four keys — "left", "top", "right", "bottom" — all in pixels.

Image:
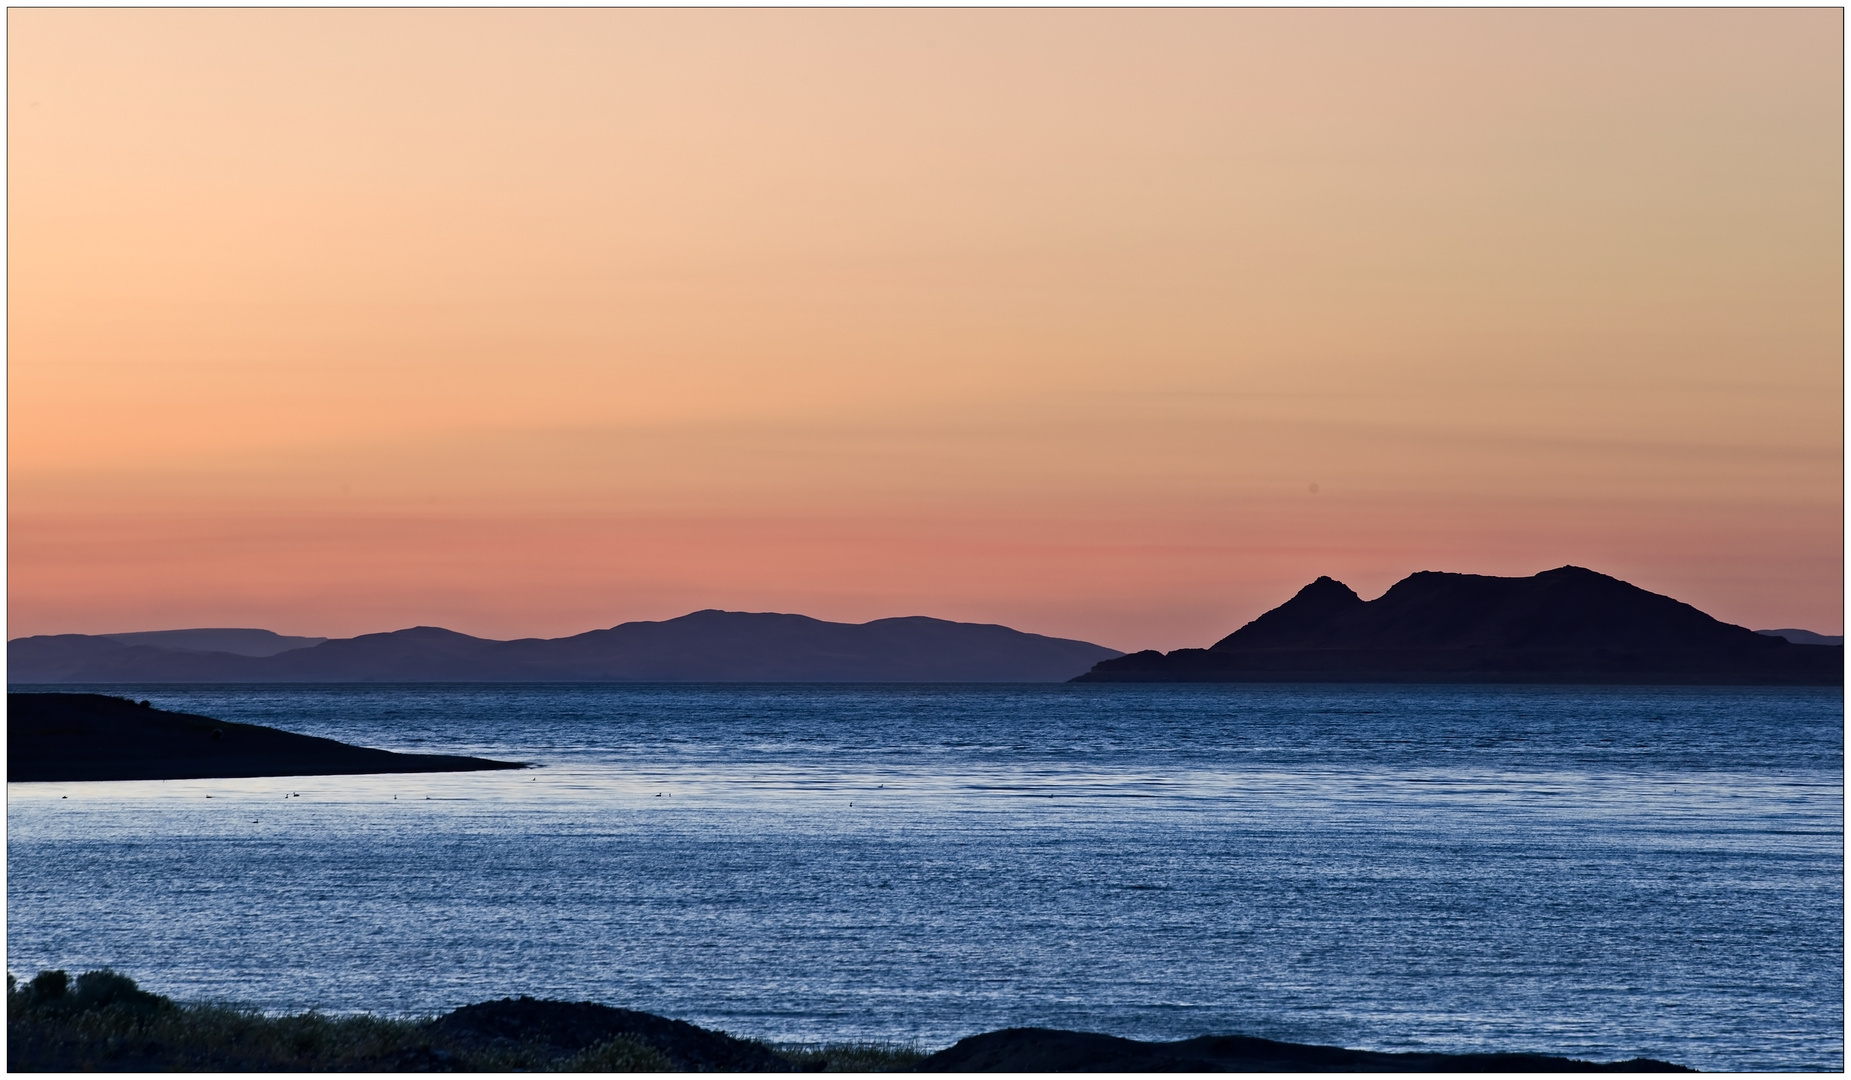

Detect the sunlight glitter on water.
[{"left": 8, "top": 684, "right": 1842, "bottom": 1071}]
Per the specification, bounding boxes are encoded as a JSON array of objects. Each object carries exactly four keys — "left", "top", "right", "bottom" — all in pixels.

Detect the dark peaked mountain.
[
  {"left": 1210, "top": 566, "right": 1778, "bottom": 652},
  {"left": 1211, "top": 575, "right": 1364, "bottom": 648},
  {"left": 9, "top": 610, "right": 1121, "bottom": 684},
  {"left": 1075, "top": 566, "right": 1841, "bottom": 685}
]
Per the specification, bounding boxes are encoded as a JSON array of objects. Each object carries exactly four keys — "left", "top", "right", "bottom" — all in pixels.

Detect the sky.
[{"left": 8, "top": 8, "right": 1843, "bottom": 651}]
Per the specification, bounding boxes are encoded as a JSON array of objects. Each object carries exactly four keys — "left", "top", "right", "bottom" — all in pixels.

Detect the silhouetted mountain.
[
  {"left": 98, "top": 628, "right": 327, "bottom": 656},
  {"left": 9, "top": 693, "right": 524, "bottom": 782},
  {"left": 1210, "top": 575, "right": 1362, "bottom": 648},
  {"left": 1075, "top": 566, "right": 1841, "bottom": 685},
  {"left": 8, "top": 611, "right": 1121, "bottom": 684},
  {"left": 1757, "top": 628, "right": 1843, "bottom": 647}
]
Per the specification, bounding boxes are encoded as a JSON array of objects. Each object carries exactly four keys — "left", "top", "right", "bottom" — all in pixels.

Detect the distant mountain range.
[
  {"left": 8, "top": 610, "right": 1123, "bottom": 684},
  {"left": 90, "top": 628, "right": 330, "bottom": 657},
  {"left": 1073, "top": 566, "right": 1841, "bottom": 685},
  {"left": 12, "top": 572, "right": 1839, "bottom": 686}
]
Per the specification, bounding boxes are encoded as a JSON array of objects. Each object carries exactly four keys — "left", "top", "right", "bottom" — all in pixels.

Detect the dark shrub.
[
  {"left": 10, "top": 968, "right": 171, "bottom": 1016},
  {"left": 24, "top": 969, "right": 68, "bottom": 1005},
  {"left": 68, "top": 969, "right": 170, "bottom": 1013}
]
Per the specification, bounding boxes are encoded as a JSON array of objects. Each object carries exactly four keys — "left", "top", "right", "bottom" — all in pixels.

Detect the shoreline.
[{"left": 9, "top": 970, "right": 1694, "bottom": 1072}]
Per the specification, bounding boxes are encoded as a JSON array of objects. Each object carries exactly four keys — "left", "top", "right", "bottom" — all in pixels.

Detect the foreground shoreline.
[{"left": 10, "top": 970, "right": 1693, "bottom": 1072}]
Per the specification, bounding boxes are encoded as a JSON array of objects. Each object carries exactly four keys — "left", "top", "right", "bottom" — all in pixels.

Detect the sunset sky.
[{"left": 9, "top": 8, "right": 1842, "bottom": 651}]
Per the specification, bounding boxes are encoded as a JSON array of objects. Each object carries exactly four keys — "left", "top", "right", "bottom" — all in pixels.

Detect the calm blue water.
[{"left": 7, "top": 683, "right": 1842, "bottom": 1070}]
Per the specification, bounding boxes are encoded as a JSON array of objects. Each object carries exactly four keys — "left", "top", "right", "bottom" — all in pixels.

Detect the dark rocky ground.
[
  {"left": 9, "top": 971, "right": 1693, "bottom": 1072},
  {"left": 6, "top": 973, "right": 905, "bottom": 1071},
  {"left": 429, "top": 997, "right": 794, "bottom": 1070},
  {"left": 914, "top": 1026, "right": 1694, "bottom": 1072}
]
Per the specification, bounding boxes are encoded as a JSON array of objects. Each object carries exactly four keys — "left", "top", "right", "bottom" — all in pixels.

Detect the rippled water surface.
[{"left": 7, "top": 683, "right": 1842, "bottom": 1070}]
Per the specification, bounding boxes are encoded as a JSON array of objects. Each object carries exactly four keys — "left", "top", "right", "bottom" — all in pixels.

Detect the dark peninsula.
[
  {"left": 1075, "top": 565, "right": 1842, "bottom": 685},
  {"left": 8, "top": 694, "right": 526, "bottom": 782}
]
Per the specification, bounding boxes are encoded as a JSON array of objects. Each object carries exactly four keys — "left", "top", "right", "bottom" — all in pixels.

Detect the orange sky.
[{"left": 9, "top": 8, "right": 1843, "bottom": 650}]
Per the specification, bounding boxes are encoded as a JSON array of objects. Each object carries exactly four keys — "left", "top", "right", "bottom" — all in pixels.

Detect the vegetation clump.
[
  {"left": 763, "top": 1040, "right": 928, "bottom": 1071},
  {"left": 556, "top": 1035, "right": 675, "bottom": 1072},
  {"left": 7, "top": 970, "right": 924, "bottom": 1072}
]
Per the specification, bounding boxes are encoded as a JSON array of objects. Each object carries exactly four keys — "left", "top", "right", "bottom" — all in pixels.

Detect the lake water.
[{"left": 6, "top": 683, "right": 1843, "bottom": 1070}]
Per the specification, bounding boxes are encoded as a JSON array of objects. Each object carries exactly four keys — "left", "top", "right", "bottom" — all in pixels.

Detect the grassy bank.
[{"left": 7, "top": 970, "right": 925, "bottom": 1072}]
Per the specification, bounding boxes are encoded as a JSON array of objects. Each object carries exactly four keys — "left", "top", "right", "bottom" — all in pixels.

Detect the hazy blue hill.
[
  {"left": 7, "top": 612, "right": 1121, "bottom": 684},
  {"left": 528, "top": 611, "right": 1118, "bottom": 681},
  {"left": 259, "top": 627, "right": 505, "bottom": 681},
  {"left": 1758, "top": 628, "right": 1844, "bottom": 646},
  {"left": 6, "top": 636, "right": 253, "bottom": 683},
  {"left": 99, "top": 628, "right": 328, "bottom": 656},
  {"left": 10, "top": 630, "right": 327, "bottom": 681},
  {"left": 1077, "top": 566, "right": 1842, "bottom": 685}
]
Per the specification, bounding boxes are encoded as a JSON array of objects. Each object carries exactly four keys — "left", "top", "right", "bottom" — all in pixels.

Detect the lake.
[{"left": 6, "top": 683, "right": 1843, "bottom": 1070}]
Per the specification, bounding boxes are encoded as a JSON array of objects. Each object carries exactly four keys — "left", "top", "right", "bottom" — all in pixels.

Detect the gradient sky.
[{"left": 9, "top": 8, "right": 1843, "bottom": 651}]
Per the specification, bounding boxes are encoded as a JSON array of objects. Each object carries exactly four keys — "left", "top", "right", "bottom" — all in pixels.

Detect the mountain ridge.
[
  {"left": 95, "top": 628, "right": 329, "bottom": 657},
  {"left": 1075, "top": 566, "right": 1841, "bottom": 685},
  {"left": 8, "top": 610, "right": 1122, "bottom": 684}
]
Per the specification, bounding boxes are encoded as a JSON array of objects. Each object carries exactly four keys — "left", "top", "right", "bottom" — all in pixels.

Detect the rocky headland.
[{"left": 8, "top": 693, "right": 526, "bottom": 782}]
